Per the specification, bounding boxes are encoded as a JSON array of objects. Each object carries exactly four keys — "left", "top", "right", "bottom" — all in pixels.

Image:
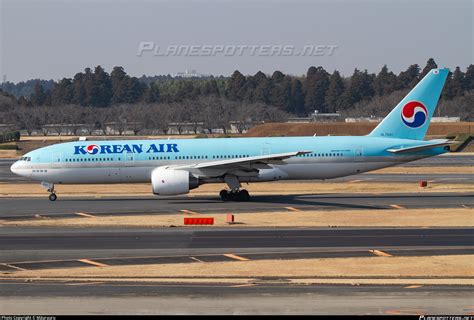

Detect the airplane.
[{"left": 10, "top": 68, "right": 452, "bottom": 202}]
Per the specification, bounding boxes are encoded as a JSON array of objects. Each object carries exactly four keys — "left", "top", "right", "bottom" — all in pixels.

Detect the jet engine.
[{"left": 151, "top": 167, "right": 199, "bottom": 195}]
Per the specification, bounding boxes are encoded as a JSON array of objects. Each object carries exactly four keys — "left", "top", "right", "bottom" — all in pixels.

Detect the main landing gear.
[
  {"left": 219, "top": 174, "right": 251, "bottom": 202},
  {"left": 219, "top": 189, "right": 250, "bottom": 202}
]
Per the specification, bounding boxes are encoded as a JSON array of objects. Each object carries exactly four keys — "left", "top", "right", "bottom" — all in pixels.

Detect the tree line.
[{"left": 0, "top": 58, "right": 472, "bottom": 136}]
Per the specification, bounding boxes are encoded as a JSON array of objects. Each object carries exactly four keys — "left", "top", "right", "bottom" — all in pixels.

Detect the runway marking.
[
  {"left": 190, "top": 257, "right": 205, "bottom": 263},
  {"left": 34, "top": 214, "right": 43, "bottom": 219},
  {"left": 390, "top": 204, "right": 406, "bottom": 210},
  {"left": 369, "top": 250, "right": 393, "bottom": 257},
  {"left": 74, "top": 212, "right": 96, "bottom": 218},
  {"left": 1, "top": 263, "right": 27, "bottom": 271},
  {"left": 285, "top": 207, "right": 301, "bottom": 212},
  {"left": 462, "top": 205, "right": 470, "bottom": 209},
  {"left": 385, "top": 309, "right": 425, "bottom": 315},
  {"left": 348, "top": 179, "right": 363, "bottom": 183},
  {"left": 223, "top": 254, "right": 250, "bottom": 261},
  {"left": 404, "top": 285, "right": 423, "bottom": 289},
  {"left": 180, "top": 209, "right": 200, "bottom": 215},
  {"left": 230, "top": 283, "right": 257, "bottom": 288},
  {"left": 428, "top": 180, "right": 436, "bottom": 183},
  {"left": 77, "top": 259, "right": 109, "bottom": 267},
  {"left": 66, "top": 281, "right": 106, "bottom": 286}
]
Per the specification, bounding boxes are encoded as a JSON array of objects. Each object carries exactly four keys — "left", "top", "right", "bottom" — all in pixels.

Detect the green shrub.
[
  {"left": 0, "top": 131, "right": 20, "bottom": 144},
  {"left": 0, "top": 144, "right": 18, "bottom": 150}
]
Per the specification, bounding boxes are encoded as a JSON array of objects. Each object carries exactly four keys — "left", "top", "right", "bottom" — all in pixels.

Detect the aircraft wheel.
[
  {"left": 49, "top": 193, "right": 57, "bottom": 201},
  {"left": 238, "top": 189, "right": 250, "bottom": 202},
  {"left": 219, "top": 189, "right": 229, "bottom": 201}
]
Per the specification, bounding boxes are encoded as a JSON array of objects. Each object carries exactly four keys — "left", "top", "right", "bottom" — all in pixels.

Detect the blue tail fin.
[{"left": 369, "top": 68, "right": 449, "bottom": 140}]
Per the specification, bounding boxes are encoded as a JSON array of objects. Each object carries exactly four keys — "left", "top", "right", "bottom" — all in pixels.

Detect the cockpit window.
[{"left": 20, "top": 156, "right": 31, "bottom": 161}]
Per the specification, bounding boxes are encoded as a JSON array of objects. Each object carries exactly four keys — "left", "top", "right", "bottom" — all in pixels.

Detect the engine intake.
[{"left": 151, "top": 167, "right": 199, "bottom": 195}]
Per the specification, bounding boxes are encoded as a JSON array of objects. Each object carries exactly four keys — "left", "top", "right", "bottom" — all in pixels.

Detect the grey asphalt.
[
  {"left": 1, "top": 227, "right": 472, "bottom": 252},
  {"left": 1, "top": 284, "right": 472, "bottom": 315},
  {"left": 0, "top": 227, "right": 472, "bottom": 270},
  {"left": 1, "top": 154, "right": 472, "bottom": 314},
  {"left": 0, "top": 192, "right": 472, "bottom": 220}
]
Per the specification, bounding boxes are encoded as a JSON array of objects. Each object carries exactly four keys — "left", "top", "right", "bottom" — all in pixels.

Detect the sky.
[{"left": 0, "top": 0, "right": 472, "bottom": 83}]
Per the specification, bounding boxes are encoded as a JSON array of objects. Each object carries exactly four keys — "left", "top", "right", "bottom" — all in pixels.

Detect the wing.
[
  {"left": 387, "top": 140, "right": 454, "bottom": 154},
  {"left": 173, "top": 151, "right": 311, "bottom": 177}
]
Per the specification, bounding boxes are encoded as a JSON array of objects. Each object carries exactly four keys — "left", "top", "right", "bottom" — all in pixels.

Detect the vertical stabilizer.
[{"left": 369, "top": 68, "right": 449, "bottom": 140}]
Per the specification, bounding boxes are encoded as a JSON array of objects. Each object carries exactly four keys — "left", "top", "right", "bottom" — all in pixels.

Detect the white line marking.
[
  {"left": 223, "top": 254, "right": 250, "bottom": 261},
  {"left": 77, "top": 259, "right": 109, "bottom": 267},
  {"left": 75, "top": 212, "right": 96, "bottom": 218},
  {"left": 180, "top": 209, "right": 200, "bottom": 215},
  {"left": 1, "top": 263, "right": 27, "bottom": 271}
]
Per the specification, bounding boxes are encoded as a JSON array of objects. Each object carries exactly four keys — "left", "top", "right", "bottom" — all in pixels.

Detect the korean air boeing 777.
[{"left": 11, "top": 68, "right": 452, "bottom": 202}]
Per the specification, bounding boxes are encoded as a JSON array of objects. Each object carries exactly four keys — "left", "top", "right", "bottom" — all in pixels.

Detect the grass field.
[
  {"left": 1, "top": 181, "right": 473, "bottom": 198},
  {"left": 3, "top": 255, "right": 472, "bottom": 286},
  {"left": 3, "top": 208, "right": 471, "bottom": 228},
  {"left": 246, "top": 122, "right": 474, "bottom": 137}
]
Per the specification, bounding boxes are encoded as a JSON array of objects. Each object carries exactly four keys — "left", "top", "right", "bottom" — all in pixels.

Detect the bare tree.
[
  {"left": 13, "top": 106, "right": 39, "bottom": 136},
  {"left": 183, "top": 99, "right": 203, "bottom": 134}
]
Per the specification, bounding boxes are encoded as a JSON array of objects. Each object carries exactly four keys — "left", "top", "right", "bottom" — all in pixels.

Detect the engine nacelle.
[{"left": 151, "top": 167, "right": 199, "bottom": 195}]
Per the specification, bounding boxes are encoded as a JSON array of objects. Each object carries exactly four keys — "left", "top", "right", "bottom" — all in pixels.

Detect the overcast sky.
[{"left": 1, "top": 0, "right": 472, "bottom": 83}]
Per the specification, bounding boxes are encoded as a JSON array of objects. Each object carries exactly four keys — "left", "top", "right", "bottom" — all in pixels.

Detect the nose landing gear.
[
  {"left": 48, "top": 192, "right": 57, "bottom": 201},
  {"left": 41, "top": 182, "right": 57, "bottom": 201}
]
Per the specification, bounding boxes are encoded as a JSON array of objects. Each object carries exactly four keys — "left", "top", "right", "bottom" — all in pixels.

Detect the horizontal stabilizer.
[{"left": 387, "top": 140, "right": 454, "bottom": 154}]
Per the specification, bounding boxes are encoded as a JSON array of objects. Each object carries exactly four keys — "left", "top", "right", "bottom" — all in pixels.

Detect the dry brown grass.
[
  {"left": 372, "top": 166, "right": 473, "bottom": 174},
  {"left": 0, "top": 150, "right": 18, "bottom": 158},
  {"left": 1, "top": 181, "right": 473, "bottom": 198},
  {"left": 246, "top": 122, "right": 474, "bottom": 137},
  {"left": 4, "top": 255, "right": 473, "bottom": 286},
  {"left": 2, "top": 208, "right": 472, "bottom": 228}
]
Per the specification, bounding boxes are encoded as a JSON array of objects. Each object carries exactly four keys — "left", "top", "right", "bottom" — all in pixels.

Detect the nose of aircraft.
[{"left": 10, "top": 161, "right": 19, "bottom": 175}]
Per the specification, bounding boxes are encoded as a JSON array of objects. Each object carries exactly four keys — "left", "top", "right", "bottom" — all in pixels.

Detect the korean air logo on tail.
[
  {"left": 401, "top": 101, "right": 428, "bottom": 128},
  {"left": 86, "top": 144, "right": 100, "bottom": 155}
]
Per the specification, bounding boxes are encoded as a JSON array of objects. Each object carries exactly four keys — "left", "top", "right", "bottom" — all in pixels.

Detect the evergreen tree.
[
  {"left": 31, "top": 82, "right": 46, "bottom": 106},
  {"left": 290, "top": 79, "right": 305, "bottom": 116},
  {"left": 251, "top": 71, "right": 272, "bottom": 104},
  {"left": 398, "top": 64, "right": 420, "bottom": 89},
  {"left": 325, "top": 70, "right": 345, "bottom": 113},
  {"left": 90, "top": 66, "right": 112, "bottom": 107},
  {"left": 110, "top": 66, "right": 128, "bottom": 104},
  {"left": 465, "top": 64, "right": 474, "bottom": 91},
  {"left": 72, "top": 72, "right": 87, "bottom": 106},
  {"left": 420, "top": 58, "right": 438, "bottom": 79},
  {"left": 227, "top": 70, "right": 247, "bottom": 100},
  {"left": 304, "top": 66, "right": 330, "bottom": 114},
  {"left": 343, "top": 69, "right": 375, "bottom": 107},
  {"left": 450, "top": 67, "right": 466, "bottom": 97},
  {"left": 373, "top": 65, "right": 398, "bottom": 96},
  {"left": 269, "top": 72, "right": 292, "bottom": 110},
  {"left": 143, "top": 83, "right": 160, "bottom": 103},
  {"left": 52, "top": 78, "right": 74, "bottom": 105}
]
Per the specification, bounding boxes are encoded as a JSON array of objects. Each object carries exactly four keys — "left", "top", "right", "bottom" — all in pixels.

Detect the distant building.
[
  {"left": 345, "top": 116, "right": 383, "bottom": 123},
  {"left": 288, "top": 110, "right": 342, "bottom": 123},
  {"left": 167, "top": 122, "right": 204, "bottom": 135},
  {"left": 431, "top": 116, "right": 461, "bottom": 122},
  {"left": 174, "top": 69, "right": 210, "bottom": 78}
]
